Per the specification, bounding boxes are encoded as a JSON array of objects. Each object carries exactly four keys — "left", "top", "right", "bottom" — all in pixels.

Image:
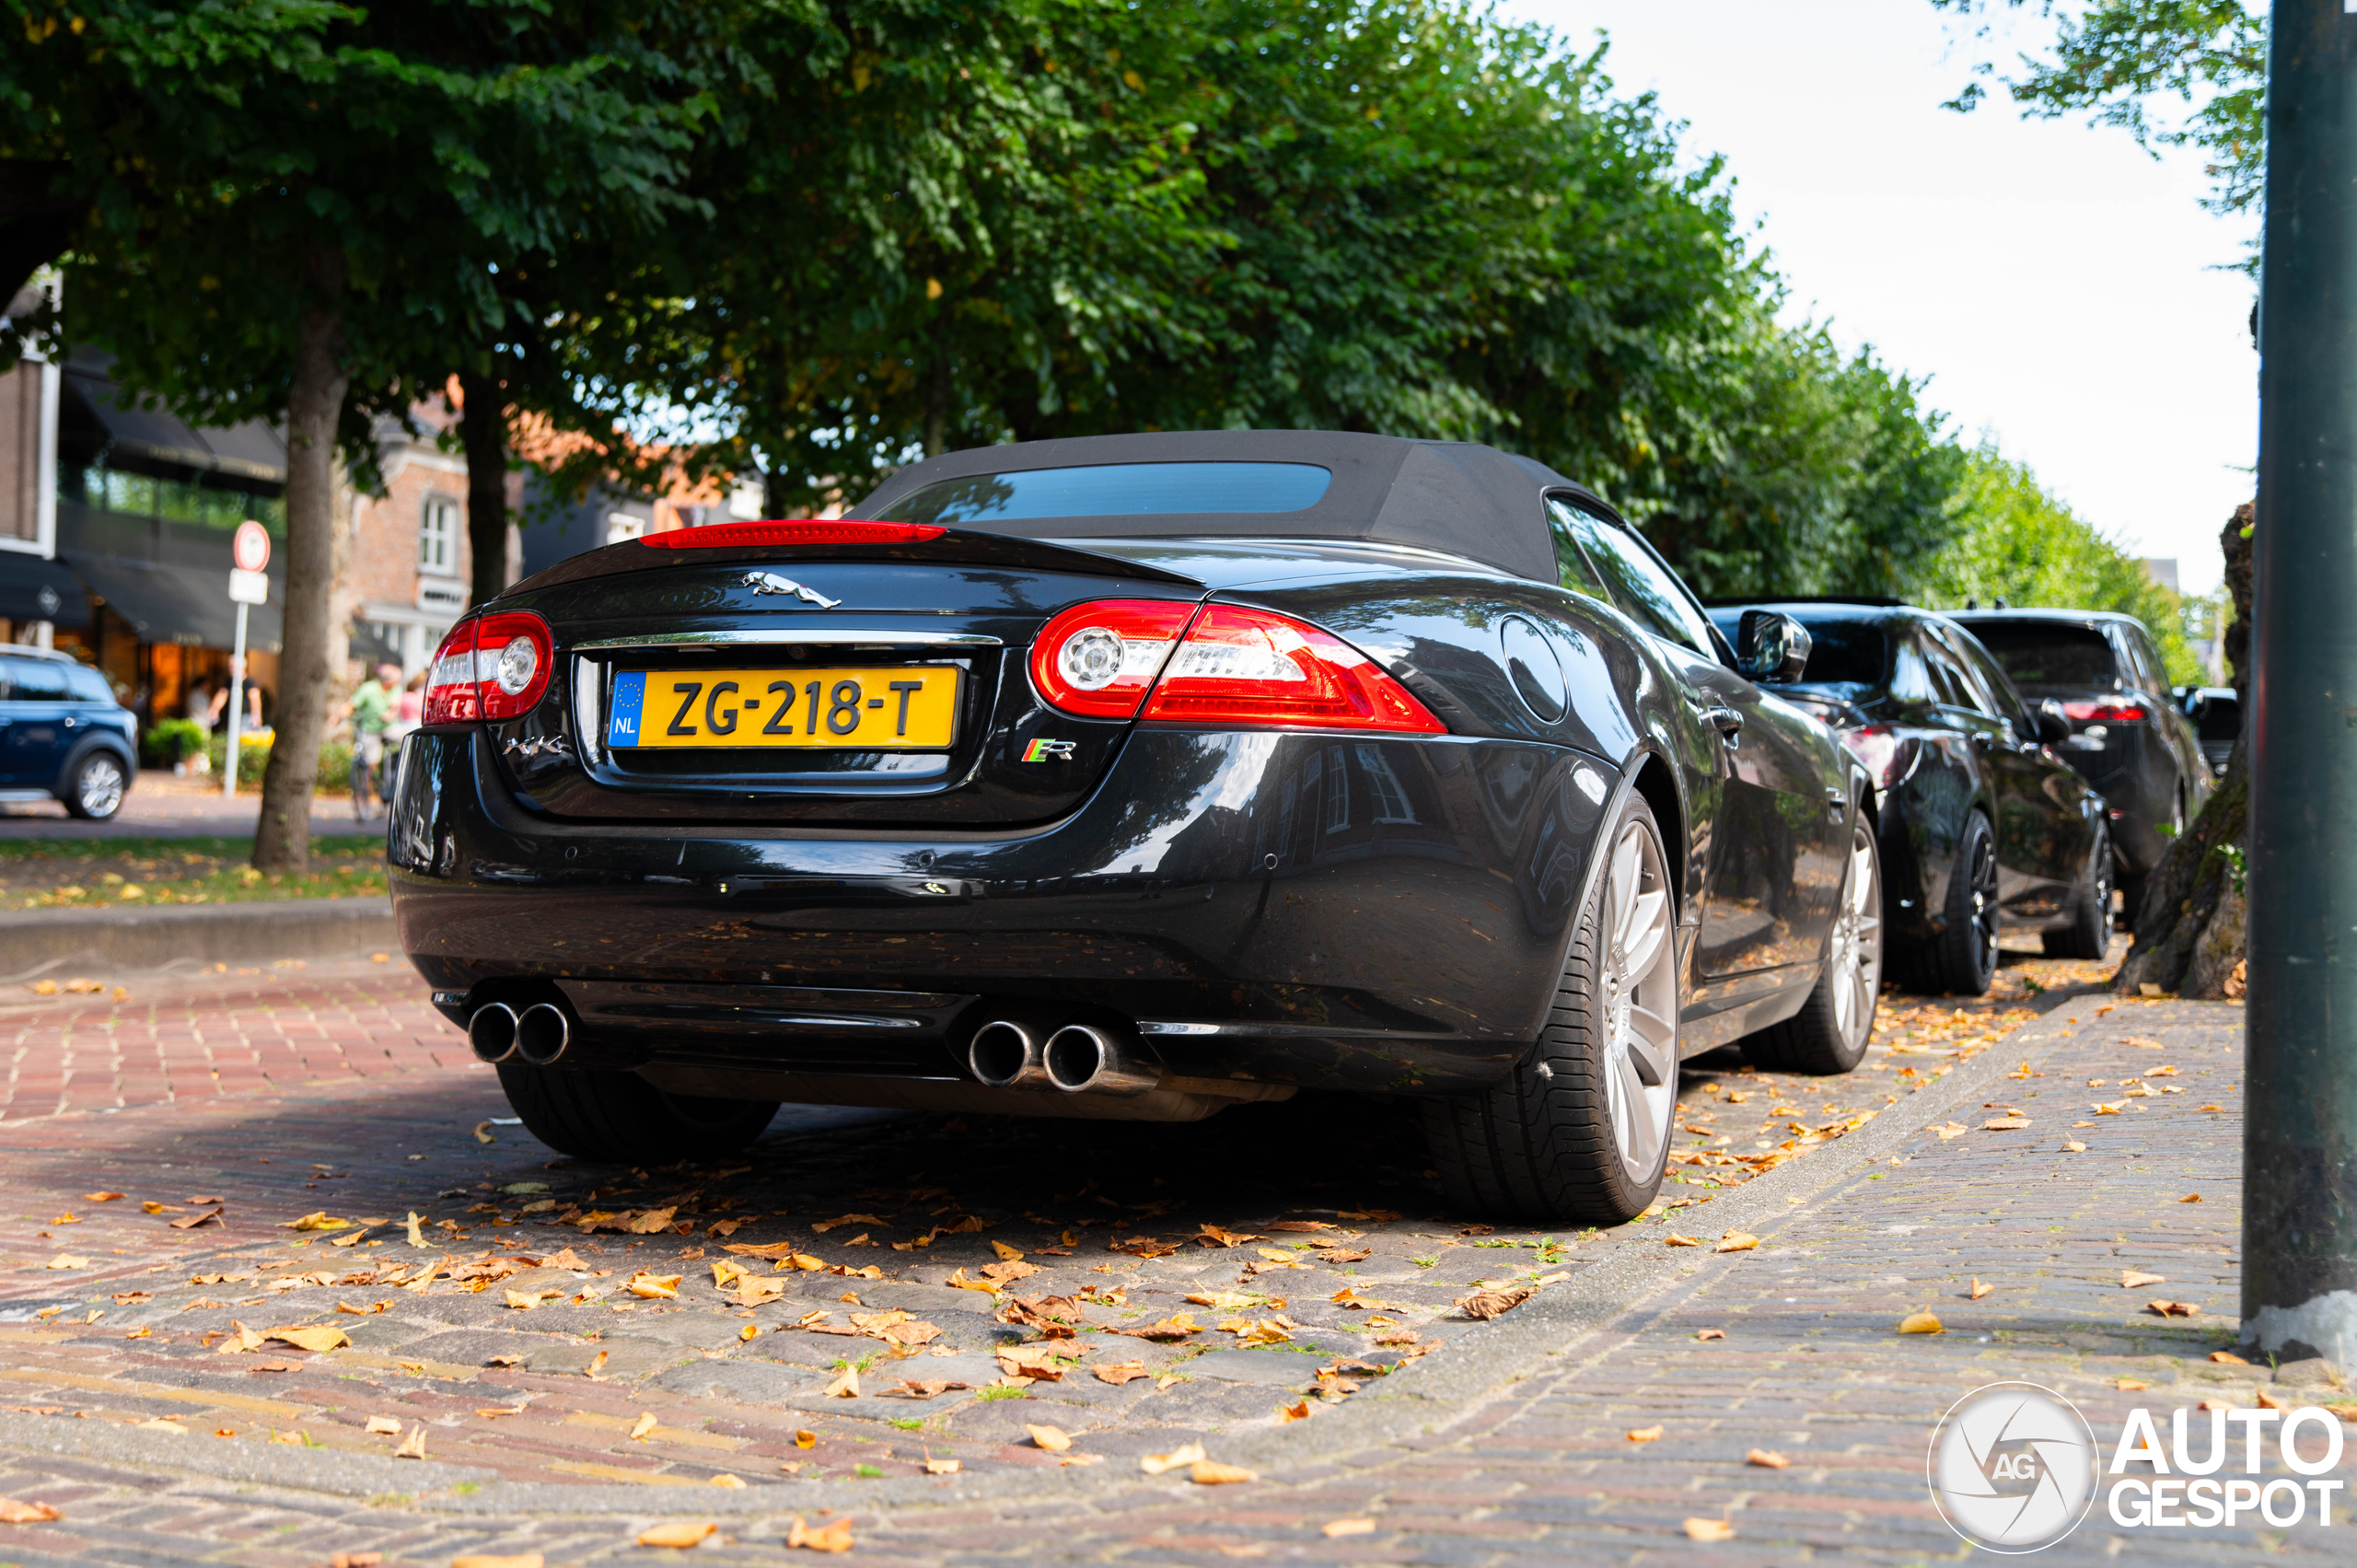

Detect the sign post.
[{"left": 222, "top": 521, "right": 270, "bottom": 799}]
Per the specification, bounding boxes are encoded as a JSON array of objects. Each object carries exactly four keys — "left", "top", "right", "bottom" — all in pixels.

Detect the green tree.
[
  {"left": 1930, "top": 3, "right": 2265, "bottom": 240},
  {"left": 4, "top": 0, "right": 719, "bottom": 870},
  {"left": 1911, "top": 441, "right": 2202, "bottom": 682}
]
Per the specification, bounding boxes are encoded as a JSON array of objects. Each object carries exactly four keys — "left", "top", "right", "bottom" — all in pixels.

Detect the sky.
[{"left": 1503, "top": 0, "right": 2257, "bottom": 595}]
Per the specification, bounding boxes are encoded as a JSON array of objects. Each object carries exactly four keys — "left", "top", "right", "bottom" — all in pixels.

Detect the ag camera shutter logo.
[{"left": 1927, "top": 1382, "right": 2098, "bottom": 1552}]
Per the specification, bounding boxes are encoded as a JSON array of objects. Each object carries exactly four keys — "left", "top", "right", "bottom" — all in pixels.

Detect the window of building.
[
  {"left": 607, "top": 512, "right": 646, "bottom": 544},
  {"left": 1323, "top": 745, "right": 1352, "bottom": 833},
  {"left": 420, "top": 496, "right": 458, "bottom": 575},
  {"left": 1356, "top": 745, "right": 1417, "bottom": 824}
]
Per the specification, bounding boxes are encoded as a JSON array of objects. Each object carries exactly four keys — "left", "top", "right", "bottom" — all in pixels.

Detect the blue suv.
[{"left": 0, "top": 647, "right": 137, "bottom": 819}]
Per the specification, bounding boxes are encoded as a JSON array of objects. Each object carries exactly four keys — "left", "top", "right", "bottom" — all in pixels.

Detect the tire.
[
  {"left": 1422, "top": 792, "right": 1680, "bottom": 1225},
  {"left": 2043, "top": 819, "right": 2112, "bottom": 960},
  {"left": 495, "top": 1063, "right": 779, "bottom": 1164},
  {"left": 1742, "top": 812, "right": 1882, "bottom": 1074},
  {"left": 1920, "top": 810, "right": 1999, "bottom": 995},
  {"left": 63, "top": 750, "right": 127, "bottom": 820}
]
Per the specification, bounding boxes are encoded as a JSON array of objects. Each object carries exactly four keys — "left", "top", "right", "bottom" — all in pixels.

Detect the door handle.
[{"left": 1694, "top": 704, "right": 1744, "bottom": 748}]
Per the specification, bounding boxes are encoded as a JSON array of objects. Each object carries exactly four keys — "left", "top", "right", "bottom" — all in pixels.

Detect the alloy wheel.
[
  {"left": 1826, "top": 823, "right": 1883, "bottom": 1051},
  {"left": 76, "top": 756, "right": 125, "bottom": 819},
  {"left": 1599, "top": 817, "right": 1678, "bottom": 1187},
  {"left": 1968, "top": 831, "right": 2000, "bottom": 981}
]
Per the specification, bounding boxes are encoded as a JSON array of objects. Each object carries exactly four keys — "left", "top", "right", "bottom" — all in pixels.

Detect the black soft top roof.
[{"left": 850, "top": 430, "right": 1587, "bottom": 584}]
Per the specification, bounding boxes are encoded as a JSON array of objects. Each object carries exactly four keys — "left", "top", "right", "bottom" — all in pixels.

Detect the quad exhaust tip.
[
  {"left": 516, "top": 1003, "right": 571, "bottom": 1066},
  {"left": 969, "top": 1017, "right": 1053, "bottom": 1090},
  {"left": 1043, "top": 1023, "right": 1158, "bottom": 1098},
  {"left": 467, "top": 1003, "right": 519, "bottom": 1064}
]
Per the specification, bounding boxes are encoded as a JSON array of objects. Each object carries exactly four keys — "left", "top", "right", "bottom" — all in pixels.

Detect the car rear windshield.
[
  {"left": 885, "top": 462, "right": 1333, "bottom": 524},
  {"left": 1967, "top": 622, "right": 2117, "bottom": 690}
]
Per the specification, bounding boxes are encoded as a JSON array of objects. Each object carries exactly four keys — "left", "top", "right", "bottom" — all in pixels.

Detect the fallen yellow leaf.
[
  {"left": 823, "top": 1365, "right": 860, "bottom": 1399},
  {"left": 1324, "top": 1518, "right": 1376, "bottom": 1538},
  {"left": 1715, "top": 1232, "right": 1759, "bottom": 1253},
  {"left": 1898, "top": 1312, "right": 1944, "bottom": 1334},
  {"left": 366, "top": 1415, "right": 401, "bottom": 1435},
  {"left": 1747, "top": 1448, "right": 1789, "bottom": 1469},
  {"left": 2122, "top": 1270, "right": 2166, "bottom": 1289},
  {"left": 280, "top": 1212, "right": 348, "bottom": 1232},
  {"left": 924, "top": 1458, "right": 960, "bottom": 1475},
  {"left": 1663, "top": 1235, "right": 1701, "bottom": 1248},
  {"left": 1684, "top": 1518, "right": 1736, "bottom": 1542},
  {"left": 786, "top": 1515, "right": 854, "bottom": 1552},
  {"left": 1695, "top": 1328, "right": 1726, "bottom": 1341},
  {"left": 2210, "top": 1350, "right": 2249, "bottom": 1365},
  {"left": 795, "top": 1430, "right": 818, "bottom": 1449},
  {"left": 1968, "top": 1279, "right": 1992, "bottom": 1300},
  {"left": 637, "top": 1522, "right": 717, "bottom": 1549},
  {"left": 1627, "top": 1425, "right": 1664, "bottom": 1443},
  {"left": 991, "top": 1240, "right": 1025, "bottom": 1262},
  {"left": 2180, "top": 1193, "right": 2202, "bottom": 1203},
  {"left": 1140, "top": 1442, "right": 1207, "bottom": 1475},
  {"left": 0, "top": 1498, "right": 63, "bottom": 1523},
  {"left": 1026, "top": 1423, "right": 1072, "bottom": 1452},
  {"left": 1190, "top": 1459, "right": 1256, "bottom": 1485},
  {"left": 265, "top": 1326, "right": 348, "bottom": 1353},
  {"left": 2117, "top": 1378, "right": 2150, "bottom": 1390}
]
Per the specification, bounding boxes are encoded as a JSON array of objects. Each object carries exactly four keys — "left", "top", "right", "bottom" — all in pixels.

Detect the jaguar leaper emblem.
[{"left": 741, "top": 571, "right": 842, "bottom": 609}]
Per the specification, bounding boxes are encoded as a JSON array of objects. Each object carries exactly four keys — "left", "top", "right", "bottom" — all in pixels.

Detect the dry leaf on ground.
[
  {"left": 887, "top": 1379, "right": 970, "bottom": 1400},
  {"left": 1626, "top": 1425, "right": 1664, "bottom": 1443},
  {"left": 626, "top": 1273, "right": 681, "bottom": 1300},
  {"left": 1968, "top": 1279, "right": 1993, "bottom": 1300},
  {"left": 1457, "top": 1287, "right": 1534, "bottom": 1320},
  {"left": 923, "top": 1458, "right": 960, "bottom": 1475},
  {"left": 1026, "top": 1423, "right": 1073, "bottom": 1452},
  {"left": 1323, "top": 1519, "right": 1376, "bottom": 1538},
  {"left": 785, "top": 1516, "right": 854, "bottom": 1552},
  {"left": 392, "top": 1426, "right": 426, "bottom": 1459},
  {"left": 1747, "top": 1448, "right": 1790, "bottom": 1468},
  {"left": 1684, "top": 1518, "right": 1736, "bottom": 1542},
  {"left": 1715, "top": 1233, "right": 1759, "bottom": 1253},
  {"left": 0, "top": 1498, "right": 63, "bottom": 1522},
  {"left": 2122, "top": 1271, "right": 2166, "bottom": 1289},
  {"left": 1190, "top": 1460, "right": 1256, "bottom": 1484},
  {"left": 449, "top": 1555, "right": 540, "bottom": 1568},
  {"left": 2147, "top": 1300, "right": 2199, "bottom": 1318},
  {"left": 1663, "top": 1235, "right": 1701, "bottom": 1248},
  {"left": 2180, "top": 1193, "right": 2202, "bottom": 1203},
  {"left": 365, "top": 1416, "right": 401, "bottom": 1435},
  {"left": 1140, "top": 1443, "right": 1207, "bottom": 1475},
  {"left": 1982, "top": 1117, "right": 2032, "bottom": 1131},
  {"left": 1933, "top": 1122, "right": 1968, "bottom": 1139},
  {"left": 170, "top": 1207, "right": 224, "bottom": 1230},
  {"left": 637, "top": 1522, "right": 718, "bottom": 1549},
  {"left": 266, "top": 1326, "right": 349, "bottom": 1353},
  {"left": 2118, "top": 1378, "right": 2150, "bottom": 1390},
  {"left": 823, "top": 1365, "right": 861, "bottom": 1398},
  {"left": 1094, "top": 1363, "right": 1151, "bottom": 1386},
  {"left": 281, "top": 1212, "right": 347, "bottom": 1232},
  {"left": 41, "top": 1256, "right": 87, "bottom": 1271},
  {"left": 630, "top": 1412, "right": 659, "bottom": 1440},
  {"left": 1695, "top": 1329, "right": 1726, "bottom": 1341},
  {"left": 1108, "top": 1314, "right": 1200, "bottom": 1342},
  {"left": 1898, "top": 1312, "right": 1945, "bottom": 1334},
  {"left": 2062, "top": 1140, "right": 2088, "bottom": 1153},
  {"left": 2210, "top": 1350, "right": 2249, "bottom": 1365},
  {"left": 795, "top": 1430, "right": 818, "bottom": 1448}
]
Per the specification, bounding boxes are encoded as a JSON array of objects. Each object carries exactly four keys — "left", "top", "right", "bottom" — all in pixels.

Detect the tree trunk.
[
  {"left": 459, "top": 365, "right": 510, "bottom": 610},
  {"left": 252, "top": 241, "right": 350, "bottom": 875},
  {"left": 2115, "top": 503, "right": 2255, "bottom": 997},
  {"left": 923, "top": 318, "right": 952, "bottom": 459}
]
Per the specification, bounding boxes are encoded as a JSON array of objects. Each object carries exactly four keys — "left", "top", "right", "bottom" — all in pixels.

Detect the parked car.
[
  {"left": 389, "top": 431, "right": 1878, "bottom": 1225},
  {"left": 0, "top": 645, "right": 136, "bottom": 820},
  {"left": 1704, "top": 604, "right": 2110, "bottom": 996},
  {"left": 2178, "top": 685, "right": 2240, "bottom": 776},
  {"left": 1946, "top": 610, "right": 2210, "bottom": 916}
]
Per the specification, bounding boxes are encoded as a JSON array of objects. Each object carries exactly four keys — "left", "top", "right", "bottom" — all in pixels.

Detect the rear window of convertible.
[{"left": 886, "top": 462, "right": 1332, "bottom": 524}]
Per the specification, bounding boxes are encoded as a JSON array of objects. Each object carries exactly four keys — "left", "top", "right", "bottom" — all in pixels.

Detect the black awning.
[
  {"left": 64, "top": 552, "right": 283, "bottom": 653},
  {"left": 0, "top": 553, "right": 92, "bottom": 630},
  {"left": 61, "top": 368, "right": 286, "bottom": 486}
]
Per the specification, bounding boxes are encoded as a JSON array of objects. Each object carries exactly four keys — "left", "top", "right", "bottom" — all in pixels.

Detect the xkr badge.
[{"left": 1022, "top": 738, "right": 1077, "bottom": 762}]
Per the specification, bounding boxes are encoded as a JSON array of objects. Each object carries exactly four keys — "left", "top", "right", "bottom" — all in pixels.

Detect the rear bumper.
[
  {"left": 2053, "top": 725, "right": 2173, "bottom": 877},
  {"left": 389, "top": 726, "right": 1617, "bottom": 1095}
]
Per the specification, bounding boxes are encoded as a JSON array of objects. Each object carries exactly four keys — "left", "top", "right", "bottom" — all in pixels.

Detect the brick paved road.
[{"left": 4, "top": 949, "right": 2315, "bottom": 1563}]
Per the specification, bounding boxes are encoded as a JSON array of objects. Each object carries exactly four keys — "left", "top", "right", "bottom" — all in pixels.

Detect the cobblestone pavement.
[{"left": 2, "top": 945, "right": 2309, "bottom": 1563}]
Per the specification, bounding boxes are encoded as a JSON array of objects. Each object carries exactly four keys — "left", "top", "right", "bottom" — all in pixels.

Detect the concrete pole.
[{"left": 2244, "top": 0, "right": 2357, "bottom": 1365}]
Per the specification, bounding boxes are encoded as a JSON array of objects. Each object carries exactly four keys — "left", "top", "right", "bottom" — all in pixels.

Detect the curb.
[
  {"left": 0, "top": 999, "right": 2087, "bottom": 1520},
  {"left": 0, "top": 897, "right": 396, "bottom": 980}
]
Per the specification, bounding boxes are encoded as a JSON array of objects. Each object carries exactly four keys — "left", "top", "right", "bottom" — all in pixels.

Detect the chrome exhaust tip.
[
  {"left": 969, "top": 1018, "right": 1054, "bottom": 1089},
  {"left": 515, "top": 1002, "right": 571, "bottom": 1067},
  {"left": 1043, "top": 1023, "right": 1159, "bottom": 1098},
  {"left": 467, "top": 1003, "right": 520, "bottom": 1064}
]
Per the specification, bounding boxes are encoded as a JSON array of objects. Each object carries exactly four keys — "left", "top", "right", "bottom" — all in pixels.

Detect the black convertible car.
[
  {"left": 389, "top": 432, "right": 1876, "bottom": 1224},
  {"left": 1706, "top": 602, "right": 2111, "bottom": 994}
]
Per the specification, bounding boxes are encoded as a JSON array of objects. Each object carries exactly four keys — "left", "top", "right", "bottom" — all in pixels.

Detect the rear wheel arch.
[{"left": 1627, "top": 749, "right": 1689, "bottom": 910}]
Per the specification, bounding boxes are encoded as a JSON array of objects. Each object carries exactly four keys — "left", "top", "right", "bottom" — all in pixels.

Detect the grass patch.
[
  {"left": 0, "top": 834, "right": 385, "bottom": 913},
  {"left": 888, "top": 1418, "right": 924, "bottom": 1431},
  {"left": 976, "top": 1385, "right": 1028, "bottom": 1401},
  {"left": 854, "top": 1464, "right": 883, "bottom": 1479}
]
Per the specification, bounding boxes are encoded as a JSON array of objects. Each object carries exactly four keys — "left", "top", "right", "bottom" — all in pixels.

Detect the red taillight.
[
  {"left": 1028, "top": 599, "right": 1201, "bottom": 719},
  {"left": 423, "top": 619, "right": 482, "bottom": 726},
  {"left": 1142, "top": 605, "right": 1446, "bottom": 733},
  {"left": 2061, "top": 699, "right": 2148, "bottom": 723},
  {"left": 421, "top": 611, "right": 553, "bottom": 726},
  {"left": 640, "top": 519, "right": 946, "bottom": 550},
  {"left": 1841, "top": 725, "right": 1908, "bottom": 789}
]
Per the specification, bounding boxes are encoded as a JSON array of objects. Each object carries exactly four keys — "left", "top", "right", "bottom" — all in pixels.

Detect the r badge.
[{"left": 1022, "top": 738, "right": 1077, "bottom": 762}]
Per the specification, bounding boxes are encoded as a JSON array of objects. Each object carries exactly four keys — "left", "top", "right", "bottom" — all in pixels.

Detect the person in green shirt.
[{"left": 344, "top": 663, "right": 401, "bottom": 819}]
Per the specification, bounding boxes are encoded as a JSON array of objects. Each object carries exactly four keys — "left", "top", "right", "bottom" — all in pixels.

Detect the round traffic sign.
[{"left": 232, "top": 519, "right": 271, "bottom": 574}]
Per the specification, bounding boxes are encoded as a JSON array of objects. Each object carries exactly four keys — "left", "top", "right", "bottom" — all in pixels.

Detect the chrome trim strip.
[{"left": 575, "top": 630, "right": 1003, "bottom": 651}]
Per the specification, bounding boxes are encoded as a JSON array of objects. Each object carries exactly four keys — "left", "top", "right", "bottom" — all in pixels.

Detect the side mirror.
[
  {"left": 2034, "top": 698, "right": 2070, "bottom": 745},
  {"left": 1736, "top": 610, "right": 1812, "bottom": 684}
]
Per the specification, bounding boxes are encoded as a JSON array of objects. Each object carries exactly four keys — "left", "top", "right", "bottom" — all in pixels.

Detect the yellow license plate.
[{"left": 608, "top": 667, "right": 960, "bottom": 749}]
